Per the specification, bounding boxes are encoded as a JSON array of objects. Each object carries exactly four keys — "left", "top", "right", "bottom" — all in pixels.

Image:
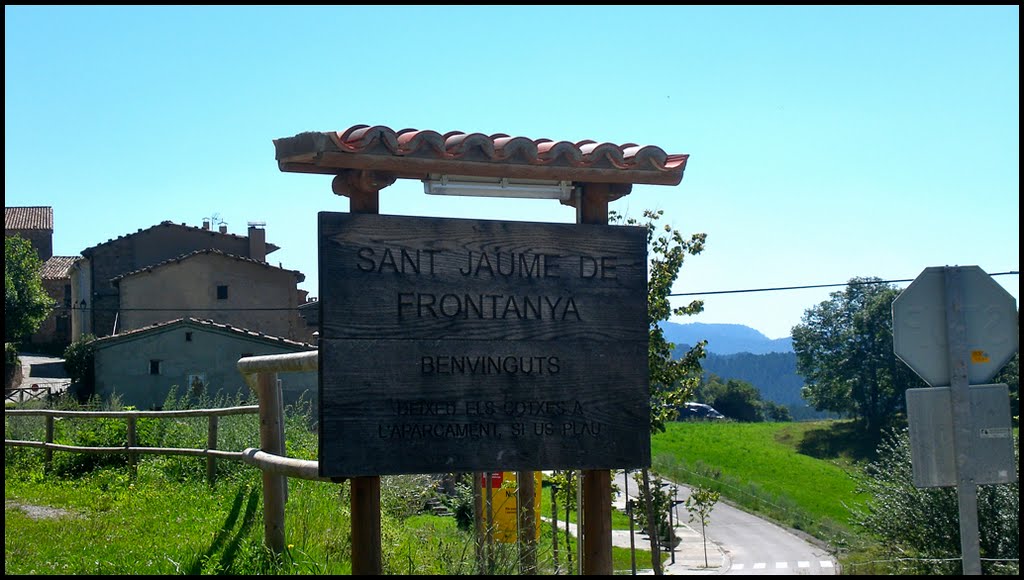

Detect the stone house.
[
  {"left": 112, "top": 248, "right": 305, "bottom": 340},
  {"left": 90, "top": 317, "right": 316, "bottom": 411},
  {"left": 4, "top": 206, "right": 77, "bottom": 351},
  {"left": 5, "top": 205, "right": 54, "bottom": 259},
  {"left": 69, "top": 219, "right": 309, "bottom": 342}
]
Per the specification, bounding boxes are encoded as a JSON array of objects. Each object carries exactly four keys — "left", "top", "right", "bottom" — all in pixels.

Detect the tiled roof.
[
  {"left": 91, "top": 317, "right": 315, "bottom": 350},
  {"left": 274, "top": 125, "right": 688, "bottom": 186},
  {"left": 110, "top": 248, "right": 304, "bottom": 283},
  {"left": 82, "top": 220, "right": 279, "bottom": 256},
  {"left": 41, "top": 256, "right": 79, "bottom": 280},
  {"left": 5, "top": 206, "right": 53, "bottom": 231}
]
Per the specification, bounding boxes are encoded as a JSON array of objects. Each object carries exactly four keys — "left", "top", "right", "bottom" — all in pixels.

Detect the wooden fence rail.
[
  {"left": 4, "top": 405, "right": 259, "bottom": 484},
  {"left": 4, "top": 385, "right": 55, "bottom": 404}
]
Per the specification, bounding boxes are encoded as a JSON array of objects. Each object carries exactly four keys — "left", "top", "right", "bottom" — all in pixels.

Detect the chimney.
[
  {"left": 202, "top": 219, "right": 210, "bottom": 230},
  {"left": 248, "top": 222, "right": 266, "bottom": 262},
  {"left": 219, "top": 223, "right": 228, "bottom": 234}
]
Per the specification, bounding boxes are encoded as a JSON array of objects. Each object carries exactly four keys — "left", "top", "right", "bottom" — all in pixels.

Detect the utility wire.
[
  {"left": 52, "top": 271, "right": 1020, "bottom": 311},
  {"left": 669, "top": 270, "right": 1019, "bottom": 297}
]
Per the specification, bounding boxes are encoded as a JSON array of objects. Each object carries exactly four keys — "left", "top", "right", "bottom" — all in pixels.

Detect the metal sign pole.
[{"left": 943, "top": 266, "right": 982, "bottom": 575}]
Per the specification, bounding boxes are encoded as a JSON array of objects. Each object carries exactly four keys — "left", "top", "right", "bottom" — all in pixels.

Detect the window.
[
  {"left": 185, "top": 332, "right": 193, "bottom": 342},
  {"left": 188, "top": 373, "right": 207, "bottom": 396},
  {"left": 216, "top": 285, "right": 229, "bottom": 300},
  {"left": 149, "top": 360, "right": 161, "bottom": 375}
]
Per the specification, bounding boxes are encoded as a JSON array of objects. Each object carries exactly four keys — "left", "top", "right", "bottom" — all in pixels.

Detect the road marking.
[
  {"left": 775, "top": 562, "right": 788, "bottom": 569},
  {"left": 797, "top": 561, "right": 810, "bottom": 568},
  {"left": 732, "top": 564, "right": 745, "bottom": 570},
  {"left": 821, "top": 561, "right": 834, "bottom": 568},
  {"left": 753, "top": 563, "right": 766, "bottom": 570}
]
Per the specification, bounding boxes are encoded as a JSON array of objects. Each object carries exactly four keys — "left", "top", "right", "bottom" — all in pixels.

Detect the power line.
[
  {"left": 48, "top": 271, "right": 1020, "bottom": 311},
  {"left": 669, "top": 270, "right": 1019, "bottom": 298}
]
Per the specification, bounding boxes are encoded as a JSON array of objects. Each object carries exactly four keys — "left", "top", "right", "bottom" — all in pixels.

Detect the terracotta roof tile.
[
  {"left": 41, "top": 256, "right": 78, "bottom": 280},
  {"left": 110, "top": 248, "right": 304, "bottom": 283},
  {"left": 5, "top": 206, "right": 53, "bottom": 231},
  {"left": 91, "top": 317, "right": 315, "bottom": 350},
  {"left": 274, "top": 125, "right": 688, "bottom": 186}
]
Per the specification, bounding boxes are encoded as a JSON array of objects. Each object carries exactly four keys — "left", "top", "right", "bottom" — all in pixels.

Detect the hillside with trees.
[{"left": 670, "top": 340, "right": 829, "bottom": 420}]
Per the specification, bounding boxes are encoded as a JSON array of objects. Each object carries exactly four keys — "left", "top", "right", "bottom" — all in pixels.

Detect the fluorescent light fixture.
[{"left": 423, "top": 174, "right": 575, "bottom": 200}]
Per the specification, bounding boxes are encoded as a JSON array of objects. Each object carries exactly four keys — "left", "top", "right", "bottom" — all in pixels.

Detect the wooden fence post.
[
  {"left": 207, "top": 415, "right": 219, "bottom": 486},
  {"left": 126, "top": 415, "right": 137, "bottom": 478},
  {"left": 44, "top": 415, "right": 54, "bottom": 472},
  {"left": 257, "top": 371, "right": 286, "bottom": 554}
]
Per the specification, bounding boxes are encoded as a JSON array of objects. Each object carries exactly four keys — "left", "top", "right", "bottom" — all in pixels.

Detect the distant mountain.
[{"left": 661, "top": 322, "right": 792, "bottom": 355}]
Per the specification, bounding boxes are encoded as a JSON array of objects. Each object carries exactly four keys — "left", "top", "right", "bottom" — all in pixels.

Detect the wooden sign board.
[{"left": 318, "top": 212, "right": 649, "bottom": 477}]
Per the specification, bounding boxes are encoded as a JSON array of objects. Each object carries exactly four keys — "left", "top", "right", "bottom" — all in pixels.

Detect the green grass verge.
[
  {"left": 650, "top": 420, "right": 869, "bottom": 546},
  {"left": 5, "top": 456, "right": 651, "bottom": 574}
]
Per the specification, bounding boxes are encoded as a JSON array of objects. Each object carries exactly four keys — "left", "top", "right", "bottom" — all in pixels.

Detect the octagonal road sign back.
[{"left": 892, "top": 266, "right": 1018, "bottom": 387}]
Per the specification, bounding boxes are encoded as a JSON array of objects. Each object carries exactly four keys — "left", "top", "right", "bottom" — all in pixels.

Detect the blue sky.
[{"left": 5, "top": 5, "right": 1018, "bottom": 340}]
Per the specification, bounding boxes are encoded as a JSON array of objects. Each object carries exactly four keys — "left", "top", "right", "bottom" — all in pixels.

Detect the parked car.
[{"left": 680, "top": 402, "right": 726, "bottom": 420}]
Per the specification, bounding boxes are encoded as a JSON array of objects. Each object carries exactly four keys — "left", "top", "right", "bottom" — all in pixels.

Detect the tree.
[
  {"left": 696, "top": 374, "right": 792, "bottom": 422},
  {"left": 761, "top": 400, "right": 792, "bottom": 422},
  {"left": 697, "top": 374, "right": 762, "bottom": 422},
  {"left": 613, "top": 209, "right": 707, "bottom": 432},
  {"left": 5, "top": 235, "right": 55, "bottom": 343},
  {"left": 792, "top": 277, "right": 927, "bottom": 434},
  {"left": 685, "top": 485, "right": 721, "bottom": 568}
]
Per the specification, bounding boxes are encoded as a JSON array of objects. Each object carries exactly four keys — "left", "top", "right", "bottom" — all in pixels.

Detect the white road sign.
[{"left": 892, "top": 265, "right": 1017, "bottom": 387}]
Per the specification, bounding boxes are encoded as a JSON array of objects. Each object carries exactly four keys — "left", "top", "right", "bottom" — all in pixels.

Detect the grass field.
[{"left": 6, "top": 395, "right": 878, "bottom": 574}]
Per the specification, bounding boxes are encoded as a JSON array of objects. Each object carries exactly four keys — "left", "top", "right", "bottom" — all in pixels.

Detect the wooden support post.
[
  {"left": 517, "top": 470, "right": 538, "bottom": 574},
  {"left": 332, "top": 170, "right": 395, "bottom": 214},
  {"left": 474, "top": 472, "right": 485, "bottom": 575},
  {"left": 582, "top": 470, "right": 612, "bottom": 575},
  {"left": 44, "top": 415, "right": 54, "bottom": 473},
  {"left": 336, "top": 170, "right": 389, "bottom": 575},
  {"left": 257, "top": 371, "right": 286, "bottom": 554},
  {"left": 351, "top": 476, "right": 382, "bottom": 575},
  {"left": 126, "top": 415, "right": 137, "bottom": 478},
  {"left": 207, "top": 415, "right": 219, "bottom": 486},
  {"left": 577, "top": 183, "right": 614, "bottom": 575}
]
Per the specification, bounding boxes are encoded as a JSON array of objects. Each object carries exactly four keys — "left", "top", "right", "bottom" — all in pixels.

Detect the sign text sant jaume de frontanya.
[{"left": 317, "top": 213, "right": 649, "bottom": 478}]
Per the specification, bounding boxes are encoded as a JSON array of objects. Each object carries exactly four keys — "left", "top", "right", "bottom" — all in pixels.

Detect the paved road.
[{"left": 613, "top": 471, "right": 839, "bottom": 575}]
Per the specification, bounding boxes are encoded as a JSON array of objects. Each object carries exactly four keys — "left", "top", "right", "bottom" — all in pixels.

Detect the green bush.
[
  {"left": 63, "top": 334, "right": 96, "bottom": 401},
  {"left": 851, "top": 427, "right": 1019, "bottom": 575}
]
